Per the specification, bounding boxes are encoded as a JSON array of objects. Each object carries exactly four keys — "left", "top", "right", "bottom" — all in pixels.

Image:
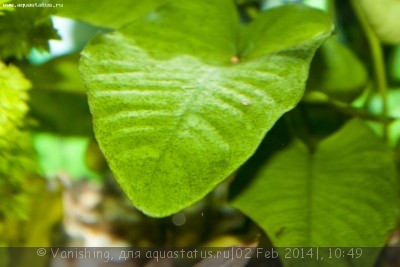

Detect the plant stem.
[
  {"left": 351, "top": 0, "right": 388, "bottom": 140},
  {"left": 327, "top": 99, "right": 395, "bottom": 124}
]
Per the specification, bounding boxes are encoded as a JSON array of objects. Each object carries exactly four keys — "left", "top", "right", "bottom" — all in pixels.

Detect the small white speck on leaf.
[
  {"left": 242, "top": 99, "right": 250, "bottom": 106},
  {"left": 146, "top": 11, "right": 161, "bottom": 22}
]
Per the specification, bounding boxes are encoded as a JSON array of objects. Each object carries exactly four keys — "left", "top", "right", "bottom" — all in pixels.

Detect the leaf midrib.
[
  {"left": 149, "top": 67, "right": 219, "bottom": 180},
  {"left": 306, "top": 149, "right": 315, "bottom": 246}
]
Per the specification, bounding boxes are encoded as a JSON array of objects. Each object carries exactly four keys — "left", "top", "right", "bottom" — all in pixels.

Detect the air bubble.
[
  {"left": 242, "top": 99, "right": 250, "bottom": 106},
  {"left": 172, "top": 213, "right": 186, "bottom": 226}
]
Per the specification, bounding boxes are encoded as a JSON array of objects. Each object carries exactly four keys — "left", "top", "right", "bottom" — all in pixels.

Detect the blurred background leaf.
[
  {"left": 28, "top": 89, "right": 92, "bottom": 136},
  {"left": 33, "top": 133, "right": 100, "bottom": 180},
  {"left": 17, "top": 53, "right": 93, "bottom": 136},
  {"left": 306, "top": 37, "right": 368, "bottom": 103},
  {"left": 50, "top": 0, "right": 171, "bottom": 29},
  {"left": 0, "top": 0, "right": 14, "bottom": 15},
  {"left": 389, "top": 45, "right": 400, "bottom": 83},
  {"left": 366, "top": 89, "right": 400, "bottom": 147},
  {"left": 20, "top": 53, "right": 84, "bottom": 93},
  {"left": 0, "top": 0, "right": 59, "bottom": 60},
  {"left": 80, "top": 1, "right": 332, "bottom": 217},
  {"left": 358, "top": 0, "right": 400, "bottom": 44},
  {"left": 0, "top": 62, "right": 38, "bottom": 244}
]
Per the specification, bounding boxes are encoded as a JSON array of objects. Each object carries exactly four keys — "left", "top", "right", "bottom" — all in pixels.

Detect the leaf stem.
[
  {"left": 351, "top": 0, "right": 388, "bottom": 140},
  {"left": 327, "top": 98, "right": 395, "bottom": 124}
]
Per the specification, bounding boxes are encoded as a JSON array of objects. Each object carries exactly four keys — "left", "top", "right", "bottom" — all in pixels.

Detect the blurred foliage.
[
  {"left": 0, "top": 0, "right": 13, "bottom": 15},
  {"left": 0, "top": 62, "right": 30, "bottom": 136},
  {"left": 0, "top": 62, "right": 36, "bottom": 224},
  {"left": 19, "top": 53, "right": 84, "bottom": 93},
  {"left": 28, "top": 90, "right": 92, "bottom": 135},
  {"left": 0, "top": 0, "right": 59, "bottom": 60},
  {"left": 85, "top": 140, "right": 107, "bottom": 173},
  {"left": 306, "top": 37, "right": 368, "bottom": 102},
  {"left": 33, "top": 133, "right": 100, "bottom": 180},
  {"left": 367, "top": 89, "right": 400, "bottom": 147},
  {"left": 389, "top": 45, "right": 400, "bottom": 82},
  {"left": 50, "top": 0, "right": 170, "bottom": 29},
  {"left": 1, "top": 176, "right": 62, "bottom": 246},
  {"left": 358, "top": 0, "right": 400, "bottom": 44},
  {"left": 17, "top": 54, "right": 93, "bottom": 135}
]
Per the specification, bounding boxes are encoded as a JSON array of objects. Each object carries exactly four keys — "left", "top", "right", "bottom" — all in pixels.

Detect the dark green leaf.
[
  {"left": 233, "top": 119, "right": 399, "bottom": 267},
  {"left": 28, "top": 90, "right": 93, "bottom": 136},
  {"left": 0, "top": 62, "right": 30, "bottom": 134}
]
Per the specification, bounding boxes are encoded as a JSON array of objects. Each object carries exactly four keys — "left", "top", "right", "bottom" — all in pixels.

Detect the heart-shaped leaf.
[
  {"left": 80, "top": 1, "right": 333, "bottom": 217},
  {"left": 232, "top": 119, "right": 399, "bottom": 267}
]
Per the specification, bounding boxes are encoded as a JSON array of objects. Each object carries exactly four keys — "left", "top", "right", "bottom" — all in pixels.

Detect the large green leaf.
[
  {"left": 80, "top": 1, "right": 333, "bottom": 217},
  {"left": 232, "top": 119, "right": 399, "bottom": 267},
  {"left": 51, "top": 0, "right": 170, "bottom": 29}
]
